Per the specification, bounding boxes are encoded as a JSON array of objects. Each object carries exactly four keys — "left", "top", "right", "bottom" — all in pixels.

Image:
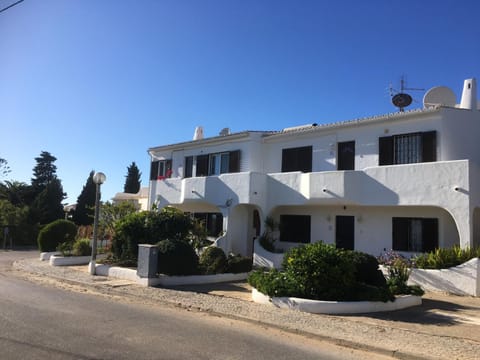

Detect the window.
[
  {"left": 337, "top": 141, "right": 355, "bottom": 170},
  {"left": 279, "top": 215, "right": 311, "bottom": 243},
  {"left": 209, "top": 153, "right": 230, "bottom": 175},
  {"left": 184, "top": 156, "right": 193, "bottom": 178},
  {"left": 184, "top": 150, "right": 240, "bottom": 178},
  {"left": 379, "top": 131, "right": 436, "bottom": 165},
  {"left": 150, "top": 159, "right": 172, "bottom": 180},
  {"left": 193, "top": 212, "right": 223, "bottom": 237},
  {"left": 392, "top": 217, "right": 438, "bottom": 252},
  {"left": 281, "top": 146, "right": 312, "bottom": 173}
]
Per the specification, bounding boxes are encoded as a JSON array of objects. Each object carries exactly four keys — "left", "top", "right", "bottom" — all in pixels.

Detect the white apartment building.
[{"left": 148, "top": 78, "right": 480, "bottom": 259}]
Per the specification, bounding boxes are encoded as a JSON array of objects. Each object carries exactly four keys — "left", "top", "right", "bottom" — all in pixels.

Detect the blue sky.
[{"left": 1, "top": 0, "right": 479, "bottom": 204}]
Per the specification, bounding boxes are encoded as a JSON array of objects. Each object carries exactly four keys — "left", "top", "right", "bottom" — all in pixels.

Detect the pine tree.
[
  {"left": 73, "top": 171, "right": 96, "bottom": 225},
  {"left": 123, "top": 162, "right": 141, "bottom": 194},
  {"left": 31, "top": 151, "right": 57, "bottom": 195},
  {"left": 29, "top": 151, "right": 66, "bottom": 224},
  {"left": 32, "top": 178, "right": 65, "bottom": 224}
]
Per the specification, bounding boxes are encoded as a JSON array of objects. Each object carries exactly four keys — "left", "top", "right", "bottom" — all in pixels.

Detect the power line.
[{"left": 0, "top": 0, "right": 24, "bottom": 14}]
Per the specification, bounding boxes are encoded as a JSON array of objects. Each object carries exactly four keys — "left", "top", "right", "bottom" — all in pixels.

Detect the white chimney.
[
  {"left": 193, "top": 126, "right": 204, "bottom": 140},
  {"left": 459, "top": 78, "right": 477, "bottom": 110}
]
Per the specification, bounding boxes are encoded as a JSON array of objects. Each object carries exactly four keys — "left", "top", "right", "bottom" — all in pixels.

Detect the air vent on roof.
[{"left": 282, "top": 123, "right": 318, "bottom": 132}]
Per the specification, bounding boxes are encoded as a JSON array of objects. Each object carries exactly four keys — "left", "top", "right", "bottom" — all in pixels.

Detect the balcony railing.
[{"left": 151, "top": 160, "right": 469, "bottom": 209}]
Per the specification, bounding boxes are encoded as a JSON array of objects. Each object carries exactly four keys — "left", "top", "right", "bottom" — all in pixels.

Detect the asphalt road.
[{"left": 0, "top": 250, "right": 389, "bottom": 360}]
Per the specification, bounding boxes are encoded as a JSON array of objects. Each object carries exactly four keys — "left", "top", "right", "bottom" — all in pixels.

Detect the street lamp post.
[{"left": 89, "top": 172, "right": 106, "bottom": 275}]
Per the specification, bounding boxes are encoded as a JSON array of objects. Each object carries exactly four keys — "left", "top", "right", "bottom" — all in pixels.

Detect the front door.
[{"left": 336, "top": 216, "right": 355, "bottom": 250}]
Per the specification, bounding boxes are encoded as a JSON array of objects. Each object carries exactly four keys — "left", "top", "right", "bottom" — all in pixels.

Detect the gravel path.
[{"left": 12, "top": 258, "right": 480, "bottom": 360}]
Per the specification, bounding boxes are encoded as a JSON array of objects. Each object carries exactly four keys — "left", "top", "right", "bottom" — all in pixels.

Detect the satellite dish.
[
  {"left": 423, "top": 86, "right": 456, "bottom": 108},
  {"left": 392, "top": 93, "right": 412, "bottom": 110}
]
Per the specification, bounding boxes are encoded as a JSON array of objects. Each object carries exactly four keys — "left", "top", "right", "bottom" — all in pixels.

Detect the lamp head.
[{"left": 93, "top": 172, "right": 106, "bottom": 185}]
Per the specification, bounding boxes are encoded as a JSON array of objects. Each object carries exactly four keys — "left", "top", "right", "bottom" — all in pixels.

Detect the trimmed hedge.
[
  {"left": 199, "top": 247, "right": 227, "bottom": 274},
  {"left": 249, "top": 242, "right": 395, "bottom": 302},
  {"left": 157, "top": 239, "right": 199, "bottom": 276},
  {"left": 226, "top": 254, "right": 252, "bottom": 274},
  {"left": 112, "top": 208, "right": 198, "bottom": 262},
  {"left": 37, "top": 220, "right": 77, "bottom": 252}
]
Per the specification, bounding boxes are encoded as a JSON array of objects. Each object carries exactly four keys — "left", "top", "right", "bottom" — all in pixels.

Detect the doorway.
[{"left": 336, "top": 216, "right": 355, "bottom": 250}]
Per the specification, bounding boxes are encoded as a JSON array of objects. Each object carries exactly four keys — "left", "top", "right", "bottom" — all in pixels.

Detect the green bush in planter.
[
  {"left": 281, "top": 242, "right": 358, "bottom": 301},
  {"left": 249, "top": 242, "right": 395, "bottom": 302},
  {"left": 157, "top": 239, "right": 199, "bottom": 276},
  {"left": 199, "top": 246, "right": 227, "bottom": 274},
  {"left": 344, "top": 250, "right": 387, "bottom": 287},
  {"left": 112, "top": 208, "right": 199, "bottom": 262},
  {"left": 72, "top": 238, "right": 92, "bottom": 256},
  {"left": 37, "top": 219, "right": 77, "bottom": 252},
  {"left": 225, "top": 254, "right": 252, "bottom": 273}
]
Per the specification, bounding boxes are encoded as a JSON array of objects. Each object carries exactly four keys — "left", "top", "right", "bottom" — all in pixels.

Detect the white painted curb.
[
  {"left": 251, "top": 288, "right": 422, "bottom": 314},
  {"left": 49, "top": 255, "right": 92, "bottom": 266},
  {"left": 154, "top": 272, "right": 248, "bottom": 287},
  {"left": 40, "top": 252, "right": 61, "bottom": 261},
  {"left": 49, "top": 254, "right": 107, "bottom": 266},
  {"left": 95, "top": 263, "right": 248, "bottom": 287}
]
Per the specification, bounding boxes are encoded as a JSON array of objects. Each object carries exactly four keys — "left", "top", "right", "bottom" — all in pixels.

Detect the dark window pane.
[
  {"left": 229, "top": 150, "right": 241, "bottom": 172},
  {"left": 150, "top": 160, "right": 159, "bottom": 180},
  {"left": 279, "top": 215, "right": 311, "bottom": 243},
  {"left": 379, "top": 136, "right": 393, "bottom": 165},
  {"left": 394, "top": 133, "right": 421, "bottom": 164},
  {"left": 282, "top": 146, "right": 312, "bottom": 173},
  {"left": 184, "top": 156, "right": 193, "bottom": 178},
  {"left": 392, "top": 218, "right": 409, "bottom": 251},
  {"left": 422, "top": 131, "right": 437, "bottom": 162},
  {"left": 422, "top": 218, "right": 438, "bottom": 252},
  {"left": 196, "top": 155, "right": 209, "bottom": 177},
  {"left": 337, "top": 141, "right": 355, "bottom": 170},
  {"left": 392, "top": 217, "right": 438, "bottom": 252}
]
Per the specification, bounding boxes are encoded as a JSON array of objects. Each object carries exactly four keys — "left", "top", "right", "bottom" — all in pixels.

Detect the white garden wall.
[{"left": 409, "top": 258, "right": 480, "bottom": 297}]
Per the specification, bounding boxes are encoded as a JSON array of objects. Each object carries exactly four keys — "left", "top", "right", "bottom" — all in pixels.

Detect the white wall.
[
  {"left": 269, "top": 205, "right": 458, "bottom": 257},
  {"left": 263, "top": 111, "right": 443, "bottom": 173}
]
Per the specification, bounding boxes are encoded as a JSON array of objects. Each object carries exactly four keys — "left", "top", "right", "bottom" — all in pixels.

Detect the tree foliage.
[
  {"left": 73, "top": 171, "right": 96, "bottom": 226},
  {"left": 0, "top": 158, "right": 11, "bottom": 180},
  {"left": 31, "top": 151, "right": 58, "bottom": 195},
  {"left": 31, "top": 178, "right": 66, "bottom": 224},
  {"left": 123, "top": 162, "right": 141, "bottom": 194},
  {"left": 99, "top": 201, "right": 137, "bottom": 239},
  {"left": 29, "top": 151, "right": 65, "bottom": 225},
  {"left": 0, "top": 181, "right": 35, "bottom": 206}
]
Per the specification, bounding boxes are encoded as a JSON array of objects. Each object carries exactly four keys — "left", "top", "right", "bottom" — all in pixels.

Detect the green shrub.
[
  {"left": 413, "top": 246, "right": 480, "bottom": 269},
  {"left": 281, "top": 242, "right": 359, "bottom": 301},
  {"left": 249, "top": 242, "right": 399, "bottom": 302},
  {"left": 57, "top": 241, "right": 73, "bottom": 256},
  {"left": 72, "top": 238, "right": 92, "bottom": 256},
  {"left": 157, "top": 239, "right": 199, "bottom": 276},
  {"left": 225, "top": 254, "right": 252, "bottom": 273},
  {"left": 344, "top": 251, "right": 386, "bottom": 287},
  {"left": 248, "top": 269, "right": 303, "bottom": 298},
  {"left": 37, "top": 219, "right": 77, "bottom": 252},
  {"left": 199, "top": 246, "right": 227, "bottom": 274},
  {"left": 112, "top": 208, "right": 199, "bottom": 262}
]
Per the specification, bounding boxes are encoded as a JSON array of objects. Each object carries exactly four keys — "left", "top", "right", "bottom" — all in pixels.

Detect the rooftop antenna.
[{"left": 389, "top": 75, "right": 424, "bottom": 112}]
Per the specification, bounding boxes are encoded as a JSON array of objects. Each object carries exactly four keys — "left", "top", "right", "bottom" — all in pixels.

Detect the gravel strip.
[{"left": 13, "top": 258, "right": 480, "bottom": 360}]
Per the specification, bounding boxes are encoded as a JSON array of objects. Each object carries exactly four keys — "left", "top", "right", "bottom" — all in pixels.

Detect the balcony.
[
  {"left": 151, "top": 172, "right": 267, "bottom": 208},
  {"left": 268, "top": 160, "right": 470, "bottom": 208},
  {"left": 151, "top": 160, "right": 470, "bottom": 210}
]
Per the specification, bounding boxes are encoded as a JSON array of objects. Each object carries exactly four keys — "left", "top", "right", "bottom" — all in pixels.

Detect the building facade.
[{"left": 148, "top": 79, "right": 480, "bottom": 259}]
